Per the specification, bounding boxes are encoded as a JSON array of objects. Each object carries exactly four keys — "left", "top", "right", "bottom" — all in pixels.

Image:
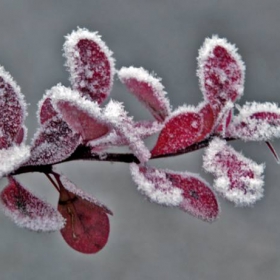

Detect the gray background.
[{"left": 0, "top": 0, "right": 280, "bottom": 279}]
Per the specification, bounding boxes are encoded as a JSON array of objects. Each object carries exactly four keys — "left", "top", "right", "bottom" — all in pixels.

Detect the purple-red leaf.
[
  {"left": 57, "top": 176, "right": 111, "bottom": 254},
  {"left": 151, "top": 107, "right": 203, "bottom": 157},
  {"left": 203, "top": 138, "right": 264, "bottom": 206},
  {"left": 197, "top": 36, "right": 245, "bottom": 113},
  {"left": 1, "top": 177, "right": 65, "bottom": 232},
  {"left": 0, "top": 66, "right": 27, "bottom": 146},
  {"left": 118, "top": 67, "right": 171, "bottom": 122},
  {"left": 28, "top": 117, "right": 80, "bottom": 165},
  {"left": 130, "top": 164, "right": 219, "bottom": 222},
  {"left": 63, "top": 28, "right": 115, "bottom": 104},
  {"left": 52, "top": 85, "right": 112, "bottom": 142}
]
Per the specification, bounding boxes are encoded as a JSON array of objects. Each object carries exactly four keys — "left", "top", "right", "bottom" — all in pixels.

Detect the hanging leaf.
[
  {"left": 57, "top": 176, "right": 111, "bottom": 254},
  {"left": 118, "top": 67, "right": 171, "bottom": 121},
  {"left": 63, "top": 27, "right": 115, "bottom": 104},
  {"left": 1, "top": 177, "right": 65, "bottom": 232}
]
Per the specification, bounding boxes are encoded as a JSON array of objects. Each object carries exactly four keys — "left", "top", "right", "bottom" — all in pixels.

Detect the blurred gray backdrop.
[{"left": 1, "top": 0, "right": 280, "bottom": 279}]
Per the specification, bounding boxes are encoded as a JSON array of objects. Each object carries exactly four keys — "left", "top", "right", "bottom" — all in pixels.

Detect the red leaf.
[
  {"left": 118, "top": 67, "right": 171, "bottom": 121},
  {"left": 0, "top": 66, "right": 27, "bottom": 145},
  {"left": 203, "top": 138, "right": 264, "bottom": 206},
  {"left": 197, "top": 36, "right": 245, "bottom": 112},
  {"left": 63, "top": 28, "right": 115, "bottom": 104},
  {"left": 28, "top": 117, "right": 80, "bottom": 165},
  {"left": 130, "top": 164, "right": 219, "bottom": 222},
  {"left": 151, "top": 108, "right": 203, "bottom": 157},
  {"left": 57, "top": 179, "right": 110, "bottom": 254},
  {"left": 1, "top": 177, "right": 65, "bottom": 232}
]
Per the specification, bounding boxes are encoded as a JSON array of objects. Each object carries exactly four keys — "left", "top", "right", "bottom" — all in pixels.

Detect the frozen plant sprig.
[{"left": 0, "top": 27, "right": 279, "bottom": 254}]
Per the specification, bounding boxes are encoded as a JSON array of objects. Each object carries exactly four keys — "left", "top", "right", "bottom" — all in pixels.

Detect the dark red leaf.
[{"left": 58, "top": 184, "right": 110, "bottom": 254}]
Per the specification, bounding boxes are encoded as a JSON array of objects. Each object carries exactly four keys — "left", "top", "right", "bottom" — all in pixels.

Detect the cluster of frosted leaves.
[
  {"left": 150, "top": 36, "right": 246, "bottom": 157},
  {"left": 131, "top": 34, "right": 280, "bottom": 215},
  {"left": 0, "top": 66, "right": 30, "bottom": 177},
  {"left": 1, "top": 177, "right": 65, "bottom": 231},
  {"left": 203, "top": 138, "right": 264, "bottom": 206},
  {"left": 57, "top": 175, "right": 112, "bottom": 254},
  {"left": 130, "top": 164, "right": 219, "bottom": 222}
]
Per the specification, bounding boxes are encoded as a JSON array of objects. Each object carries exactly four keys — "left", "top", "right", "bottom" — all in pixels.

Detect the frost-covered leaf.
[
  {"left": 64, "top": 28, "right": 115, "bottom": 104},
  {"left": 151, "top": 106, "right": 203, "bottom": 157},
  {"left": 0, "top": 66, "right": 27, "bottom": 145},
  {"left": 229, "top": 102, "right": 280, "bottom": 141},
  {"left": 28, "top": 117, "right": 80, "bottom": 165},
  {"left": 0, "top": 144, "right": 30, "bottom": 177},
  {"left": 118, "top": 67, "right": 171, "bottom": 121},
  {"left": 52, "top": 85, "right": 112, "bottom": 142},
  {"left": 130, "top": 164, "right": 219, "bottom": 222},
  {"left": 104, "top": 100, "right": 151, "bottom": 163},
  {"left": 58, "top": 177, "right": 110, "bottom": 254},
  {"left": 1, "top": 177, "right": 65, "bottom": 232},
  {"left": 197, "top": 36, "right": 245, "bottom": 113},
  {"left": 203, "top": 138, "right": 264, "bottom": 206}
]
